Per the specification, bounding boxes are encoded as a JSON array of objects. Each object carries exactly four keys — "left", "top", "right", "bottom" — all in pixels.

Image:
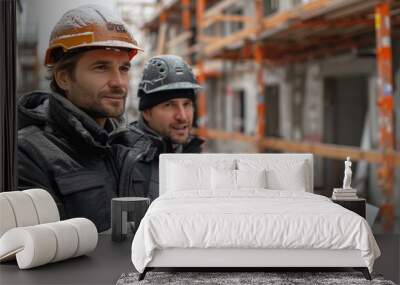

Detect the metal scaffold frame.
[
  {"left": 375, "top": 2, "right": 395, "bottom": 231},
  {"left": 141, "top": 0, "right": 400, "bottom": 228}
]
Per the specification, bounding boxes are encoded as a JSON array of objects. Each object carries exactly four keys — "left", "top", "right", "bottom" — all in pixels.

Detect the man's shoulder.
[
  {"left": 18, "top": 125, "right": 58, "bottom": 152},
  {"left": 183, "top": 135, "right": 205, "bottom": 153},
  {"left": 17, "top": 90, "right": 50, "bottom": 130},
  {"left": 18, "top": 125, "right": 45, "bottom": 140},
  {"left": 109, "top": 122, "right": 152, "bottom": 146}
]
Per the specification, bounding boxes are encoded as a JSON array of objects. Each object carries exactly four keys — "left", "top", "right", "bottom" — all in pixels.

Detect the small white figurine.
[{"left": 342, "top": 157, "right": 352, "bottom": 189}]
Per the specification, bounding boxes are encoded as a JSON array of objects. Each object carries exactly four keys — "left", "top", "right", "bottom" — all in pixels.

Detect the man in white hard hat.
[{"left": 17, "top": 5, "right": 142, "bottom": 232}]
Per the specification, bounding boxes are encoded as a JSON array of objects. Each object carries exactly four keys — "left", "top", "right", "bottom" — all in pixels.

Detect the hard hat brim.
[
  {"left": 143, "top": 82, "right": 202, "bottom": 95},
  {"left": 45, "top": 28, "right": 143, "bottom": 66},
  {"left": 71, "top": 40, "right": 143, "bottom": 52}
]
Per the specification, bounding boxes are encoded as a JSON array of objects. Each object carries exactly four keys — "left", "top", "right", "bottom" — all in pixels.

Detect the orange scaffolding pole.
[
  {"left": 196, "top": 0, "right": 207, "bottom": 137},
  {"left": 156, "top": 10, "right": 168, "bottom": 54},
  {"left": 181, "top": 0, "right": 191, "bottom": 63},
  {"left": 375, "top": 2, "right": 395, "bottom": 231},
  {"left": 181, "top": 0, "right": 191, "bottom": 32},
  {"left": 255, "top": 0, "right": 265, "bottom": 139},
  {"left": 255, "top": 44, "right": 265, "bottom": 138}
]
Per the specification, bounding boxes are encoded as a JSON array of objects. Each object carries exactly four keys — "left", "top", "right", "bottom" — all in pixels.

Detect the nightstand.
[{"left": 332, "top": 198, "right": 366, "bottom": 218}]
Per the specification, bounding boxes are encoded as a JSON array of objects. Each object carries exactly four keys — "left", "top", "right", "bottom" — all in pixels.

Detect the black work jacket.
[
  {"left": 111, "top": 116, "right": 204, "bottom": 201},
  {"left": 17, "top": 91, "right": 121, "bottom": 232}
]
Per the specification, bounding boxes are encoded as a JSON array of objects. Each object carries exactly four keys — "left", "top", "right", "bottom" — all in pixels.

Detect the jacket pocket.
[
  {"left": 130, "top": 165, "right": 147, "bottom": 197},
  {"left": 55, "top": 171, "right": 105, "bottom": 195},
  {"left": 54, "top": 171, "right": 108, "bottom": 231},
  {"left": 121, "top": 162, "right": 148, "bottom": 198}
]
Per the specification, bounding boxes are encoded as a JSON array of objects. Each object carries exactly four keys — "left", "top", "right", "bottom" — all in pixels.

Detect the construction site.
[
  {"left": 15, "top": 0, "right": 400, "bottom": 230},
  {"left": 1, "top": 0, "right": 398, "bottom": 282},
  {"left": 115, "top": 0, "right": 400, "bottom": 229}
]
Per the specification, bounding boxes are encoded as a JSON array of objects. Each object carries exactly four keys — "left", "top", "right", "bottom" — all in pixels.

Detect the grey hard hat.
[{"left": 137, "top": 55, "right": 202, "bottom": 97}]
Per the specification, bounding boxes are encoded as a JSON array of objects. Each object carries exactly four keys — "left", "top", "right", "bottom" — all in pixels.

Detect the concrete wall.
[
  {"left": 264, "top": 65, "right": 291, "bottom": 139},
  {"left": 217, "top": 54, "right": 388, "bottom": 195},
  {"left": 227, "top": 62, "right": 258, "bottom": 135}
]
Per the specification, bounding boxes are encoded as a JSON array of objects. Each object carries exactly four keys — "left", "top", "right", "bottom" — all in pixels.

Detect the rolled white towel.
[
  {"left": 24, "top": 188, "right": 60, "bottom": 224},
  {"left": 0, "top": 191, "right": 39, "bottom": 228},
  {"left": 0, "top": 218, "right": 98, "bottom": 269},
  {"left": 0, "top": 196, "right": 17, "bottom": 237},
  {"left": 0, "top": 225, "right": 57, "bottom": 268},
  {"left": 64, "top": 218, "right": 98, "bottom": 257},
  {"left": 42, "top": 221, "right": 79, "bottom": 263},
  {"left": 0, "top": 189, "right": 60, "bottom": 238}
]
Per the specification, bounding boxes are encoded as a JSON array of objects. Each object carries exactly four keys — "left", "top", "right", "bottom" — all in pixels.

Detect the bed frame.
[
  {"left": 141, "top": 248, "right": 370, "bottom": 280},
  {"left": 139, "top": 154, "right": 371, "bottom": 280}
]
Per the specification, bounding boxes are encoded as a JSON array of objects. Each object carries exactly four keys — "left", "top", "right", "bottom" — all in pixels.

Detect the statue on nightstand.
[
  {"left": 342, "top": 157, "right": 352, "bottom": 189},
  {"left": 332, "top": 157, "right": 357, "bottom": 199}
]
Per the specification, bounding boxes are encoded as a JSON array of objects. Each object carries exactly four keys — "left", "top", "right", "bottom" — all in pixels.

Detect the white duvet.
[{"left": 131, "top": 190, "right": 380, "bottom": 273}]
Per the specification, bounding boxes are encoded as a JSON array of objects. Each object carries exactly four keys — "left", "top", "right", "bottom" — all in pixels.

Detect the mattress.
[{"left": 131, "top": 190, "right": 380, "bottom": 273}]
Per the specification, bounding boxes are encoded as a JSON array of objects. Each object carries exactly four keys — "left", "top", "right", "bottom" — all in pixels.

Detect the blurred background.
[{"left": 15, "top": 0, "right": 400, "bottom": 231}]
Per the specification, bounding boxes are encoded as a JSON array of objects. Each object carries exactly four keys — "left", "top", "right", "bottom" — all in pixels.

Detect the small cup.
[{"left": 111, "top": 197, "right": 150, "bottom": 242}]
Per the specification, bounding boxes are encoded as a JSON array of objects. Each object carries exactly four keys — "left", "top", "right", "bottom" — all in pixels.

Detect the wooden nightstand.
[{"left": 332, "top": 198, "right": 366, "bottom": 218}]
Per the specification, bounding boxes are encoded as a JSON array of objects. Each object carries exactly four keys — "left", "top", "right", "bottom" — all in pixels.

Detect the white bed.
[{"left": 131, "top": 154, "right": 380, "bottom": 280}]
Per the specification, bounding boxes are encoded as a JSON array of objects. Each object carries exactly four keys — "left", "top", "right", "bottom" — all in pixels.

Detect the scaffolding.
[{"left": 140, "top": 0, "right": 400, "bottom": 229}]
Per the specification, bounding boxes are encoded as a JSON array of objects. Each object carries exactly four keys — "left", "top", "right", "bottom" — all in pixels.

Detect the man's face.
[
  {"left": 143, "top": 98, "right": 194, "bottom": 144},
  {"left": 57, "top": 49, "right": 131, "bottom": 119}
]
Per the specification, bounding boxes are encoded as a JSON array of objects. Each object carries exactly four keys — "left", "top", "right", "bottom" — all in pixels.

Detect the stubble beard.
[
  {"left": 169, "top": 126, "right": 191, "bottom": 145},
  {"left": 82, "top": 89, "right": 127, "bottom": 119}
]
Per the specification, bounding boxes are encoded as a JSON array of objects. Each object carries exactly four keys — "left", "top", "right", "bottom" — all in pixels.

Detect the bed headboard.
[{"left": 159, "top": 153, "right": 314, "bottom": 195}]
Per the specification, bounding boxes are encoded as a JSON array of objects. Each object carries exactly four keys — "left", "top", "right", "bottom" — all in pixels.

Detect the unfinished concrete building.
[{"left": 138, "top": 0, "right": 400, "bottom": 230}]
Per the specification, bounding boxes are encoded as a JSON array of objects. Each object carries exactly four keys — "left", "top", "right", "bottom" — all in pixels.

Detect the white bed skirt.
[{"left": 148, "top": 248, "right": 366, "bottom": 268}]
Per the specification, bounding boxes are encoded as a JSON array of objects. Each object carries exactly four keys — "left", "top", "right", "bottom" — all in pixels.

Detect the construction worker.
[
  {"left": 17, "top": 5, "right": 142, "bottom": 232},
  {"left": 112, "top": 55, "right": 205, "bottom": 201}
]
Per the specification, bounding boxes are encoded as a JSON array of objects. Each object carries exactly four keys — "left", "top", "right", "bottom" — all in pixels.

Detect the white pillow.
[
  {"left": 167, "top": 162, "right": 212, "bottom": 192},
  {"left": 211, "top": 169, "right": 267, "bottom": 191},
  {"left": 166, "top": 158, "right": 236, "bottom": 170},
  {"left": 266, "top": 168, "right": 306, "bottom": 191},
  {"left": 211, "top": 168, "right": 236, "bottom": 190},
  {"left": 237, "top": 159, "right": 308, "bottom": 191},
  {"left": 236, "top": 169, "right": 267, "bottom": 189}
]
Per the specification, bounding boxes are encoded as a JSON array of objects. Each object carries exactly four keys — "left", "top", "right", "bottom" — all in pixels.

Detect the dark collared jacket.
[
  {"left": 17, "top": 91, "right": 122, "bottom": 232},
  {"left": 112, "top": 116, "right": 204, "bottom": 201}
]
